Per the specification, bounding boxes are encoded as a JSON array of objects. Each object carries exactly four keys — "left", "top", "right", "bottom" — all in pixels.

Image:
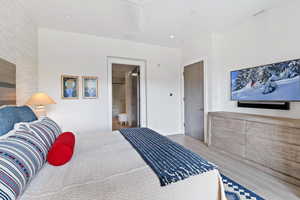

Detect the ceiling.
[{"left": 22, "top": 0, "right": 294, "bottom": 47}]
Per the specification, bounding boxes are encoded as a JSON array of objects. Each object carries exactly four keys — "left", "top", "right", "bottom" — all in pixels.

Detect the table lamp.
[{"left": 26, "top": 92, "right": 56, "bottom": 117}]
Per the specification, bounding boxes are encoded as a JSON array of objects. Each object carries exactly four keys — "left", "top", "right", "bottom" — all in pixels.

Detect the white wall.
[
  {"left": 38, "top": 28, "right": 182, "bottom": 135},
  {"left": 38, "top": 1, "right": 300, "bottom": 137},
  {"left": 211, "top": 1, "right": 300, "bottom": 118},
  {"left": 0, "top": 0, "right": 38, "bottom": 104},
  {"left": 181, "top": 32, "right": 217, "bottom": 112},
  {"left": 182, "top": 1, "right": 300, "bottom": 121},
  {"left": 181, "top": 32, "right": 215, "bottom": 141}
]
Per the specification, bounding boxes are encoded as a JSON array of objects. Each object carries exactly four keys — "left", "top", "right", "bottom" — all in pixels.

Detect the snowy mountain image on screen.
[{"left": 231, "top": 59, "right": 300, "bottom": 101}]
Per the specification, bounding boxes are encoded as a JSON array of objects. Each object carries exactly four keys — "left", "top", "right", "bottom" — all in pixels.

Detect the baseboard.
[{"left": 160, "top": 132, "right": 184, "bottom": 136}]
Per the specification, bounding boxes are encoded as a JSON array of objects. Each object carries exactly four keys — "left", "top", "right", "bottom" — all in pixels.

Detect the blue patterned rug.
[{"left": 221, "top": 174, "right": 265, "bottom": 200}]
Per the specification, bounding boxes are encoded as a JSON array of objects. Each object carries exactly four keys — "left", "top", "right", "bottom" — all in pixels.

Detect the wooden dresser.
[{"left": 208, "top": 112, "right": 300, "bottom": 186}]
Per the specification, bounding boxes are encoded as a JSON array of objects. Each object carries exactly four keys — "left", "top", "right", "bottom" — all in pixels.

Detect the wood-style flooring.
[
  {"left": 112, "top": 117, "right": 132, "bottom": 131},
  {"left": 168, "top": 134, "right": 300, "bottom": 200}
]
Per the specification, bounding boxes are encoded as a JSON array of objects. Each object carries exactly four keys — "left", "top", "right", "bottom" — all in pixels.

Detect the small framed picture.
[
  {"left": 82, "top": 76, "right": 99, "bottom": 99},
  {"left": 61, "top": 75, "right": 79, "bottom": 99}
]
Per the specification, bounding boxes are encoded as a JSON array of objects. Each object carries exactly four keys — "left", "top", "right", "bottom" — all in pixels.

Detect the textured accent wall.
[{"left": 0, "top": 0, "right": 38, "bottom": 105}]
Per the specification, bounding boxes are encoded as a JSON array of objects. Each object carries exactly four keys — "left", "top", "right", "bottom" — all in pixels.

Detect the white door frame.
[{"left": 107, "top": 56, "right": 147, "bottom": 130}]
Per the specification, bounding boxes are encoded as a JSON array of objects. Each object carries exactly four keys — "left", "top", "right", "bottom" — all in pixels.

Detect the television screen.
[{"left": 231, "top": 59, "right": 300, "bottom": 101}]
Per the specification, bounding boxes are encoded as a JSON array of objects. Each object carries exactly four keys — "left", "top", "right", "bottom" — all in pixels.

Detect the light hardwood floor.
[
  {"left": 169, "top": 134, "right": 300, "bottom": 200},
  {"left": 112, "top": 117, "right": 132, "bottom": 130}
]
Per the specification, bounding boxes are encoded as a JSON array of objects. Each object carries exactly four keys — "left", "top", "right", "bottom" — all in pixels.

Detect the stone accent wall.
[{"left": 0, "top": 0, "right": 38, "bottom": 105}]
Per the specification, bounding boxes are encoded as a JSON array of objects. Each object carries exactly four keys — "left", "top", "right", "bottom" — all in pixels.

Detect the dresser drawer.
[
  {"left": 211, "top": 117, "right": 246, "bottom": 157},
  {"left": 246, "top": 122, "right": 300, "bottom": 146},
  {"left": 211, "top": 132, "right": 246, "bottom": 157},
  {"left": 246, "top": 122, "right": 300, "bottom": 179},
  {"left": 208, "top": 112, "right": 300, "bottom": 186},
  {"left": 212, "top": 117, "right": 245, "bottom": 133},
  {"left": 246, "top": 136, "right": 300, "bottom": 168}
]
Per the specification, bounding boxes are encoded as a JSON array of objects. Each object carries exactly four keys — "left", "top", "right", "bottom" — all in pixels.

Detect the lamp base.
[{"left": 35, "top": 106, "right": 47, "bottom": 118}]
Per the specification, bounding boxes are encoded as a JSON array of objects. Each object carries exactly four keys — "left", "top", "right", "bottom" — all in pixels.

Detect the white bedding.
[{"left": 20, "top": 131, "right": 227, "bottom": 200}]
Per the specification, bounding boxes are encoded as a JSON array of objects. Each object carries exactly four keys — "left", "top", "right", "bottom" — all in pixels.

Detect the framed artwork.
[
  {"left": 61, "top": 75, "right": 79, "bottom": 99},
  {"left": 82, "top": 76, "right": 98, "bottom": 99},
  {"left": 0, "top": 58, "right": 16, "bottom": 105}
]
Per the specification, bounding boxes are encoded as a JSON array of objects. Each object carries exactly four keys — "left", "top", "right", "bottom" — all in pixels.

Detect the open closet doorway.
[{"left": 112, "top": 64, "right": 140, "bottom": 130}]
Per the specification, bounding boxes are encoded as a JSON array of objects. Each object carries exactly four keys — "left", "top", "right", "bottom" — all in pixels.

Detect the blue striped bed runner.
[{"left": 119, "top": 128, "right": 217, "bottom": 186}]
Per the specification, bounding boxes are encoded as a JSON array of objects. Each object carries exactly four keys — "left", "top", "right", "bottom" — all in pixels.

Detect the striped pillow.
[
  {"left": 0, "top": 131, "right": 48, "bottom": 200},
  {"left": 24, "top": 117, "right": 62, "bottom": 150},
  {"left": 11, "top": 131, "right": 48, "bottom": 170},
  {"left": 39, "top": 117, "right": 61, "bottom": 139}
]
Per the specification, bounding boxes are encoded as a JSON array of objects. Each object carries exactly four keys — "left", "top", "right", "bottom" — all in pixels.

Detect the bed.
[
  {"left": 0, "top": 106, "right": 226, "bottom": 200},
  {"left": 20, "top": 130, "right": 226, "bottom": 200}
]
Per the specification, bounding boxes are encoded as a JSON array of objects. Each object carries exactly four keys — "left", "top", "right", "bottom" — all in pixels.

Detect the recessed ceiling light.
[
  {"left": 169, "top": 35, "right": 175, "bottom": 39},
  {"left": 66, "top": 15, "right": 71, "bottom": 19},
  {"left": 190, "top": 9, "right": 197, "bottom": 16},
  {"left": 253, "top": 9, "right": 266, "bottom": 17}
]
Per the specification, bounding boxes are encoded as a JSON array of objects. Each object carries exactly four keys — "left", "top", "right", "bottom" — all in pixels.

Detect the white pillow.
[
  {"left": 0, "top": 116, "right": 41, "bottom": 140},
  {"left": 14, "top": 117, "right": 43, "bottom": 130}
]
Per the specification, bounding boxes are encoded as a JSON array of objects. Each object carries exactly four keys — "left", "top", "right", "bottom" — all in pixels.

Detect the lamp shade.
[{"left": 26, "top": 93, "right": 56, "bottom": 106}]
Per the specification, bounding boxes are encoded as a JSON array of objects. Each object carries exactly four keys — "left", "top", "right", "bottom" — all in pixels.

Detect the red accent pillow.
[
  {"left": 47, "top": 132, "right": 75, "bottom": 166},
  {"left": 58, "top": 132, "right": 75, "bottom": 149}
]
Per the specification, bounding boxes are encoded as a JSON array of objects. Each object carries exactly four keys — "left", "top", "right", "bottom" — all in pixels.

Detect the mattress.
[{"left": 20, "top": 131, "right": 227, "bottom": 200}]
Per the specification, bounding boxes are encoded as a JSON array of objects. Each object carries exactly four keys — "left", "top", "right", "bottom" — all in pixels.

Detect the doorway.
[
  {"left": 107, "top": 57, "right": 147, "bottom": 131},
  {"left": 184, "top": 61, "right": 204, "bottom": 141},
  {"left": 112, "top": 64, "right": 140, "bottom": 130}
]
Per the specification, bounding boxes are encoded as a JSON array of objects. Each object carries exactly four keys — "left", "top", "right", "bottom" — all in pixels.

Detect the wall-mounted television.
[{"left": 231, "top": 59, "right": 300, "bottom": 101}]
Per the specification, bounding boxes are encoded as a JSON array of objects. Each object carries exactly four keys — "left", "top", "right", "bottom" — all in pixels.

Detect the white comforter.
[{"left": 20, "top": 131, "right": 227, "bottom": 200}]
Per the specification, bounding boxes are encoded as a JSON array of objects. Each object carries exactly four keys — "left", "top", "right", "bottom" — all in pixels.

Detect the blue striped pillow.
[
  {"left": 23, "top": 117, "right": 62, "bottom": 150},
  {"left": 0, "top": 131, "right": 48, "bottom": 200},
  {"left": 39, "top": 117, "right": 61, "bottom": 139},
  {"left": 10, "top": 131, "right": 48, "bottom": 170}
]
